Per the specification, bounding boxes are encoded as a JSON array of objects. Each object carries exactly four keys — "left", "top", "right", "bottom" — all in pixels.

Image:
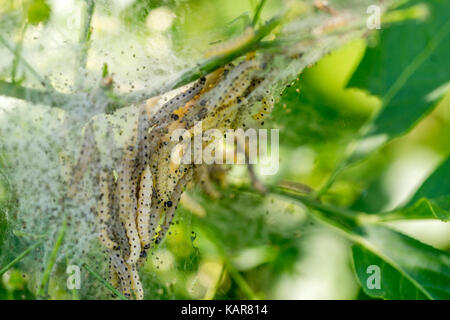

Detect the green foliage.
[
  {"left": 379, "top": 157, "right": 450, "bottom": 221},
  {"left": 348, "top": 0, "right": 450, "bottom": 162},
  {"left": 27, "top": 0, "right": 51, "bottom": 25},
  {"left": 0, "top": 0, "right": 449, "bottom": 301},
  {"left": 352, "top": 225, "right": 450, "bottom": 300}
]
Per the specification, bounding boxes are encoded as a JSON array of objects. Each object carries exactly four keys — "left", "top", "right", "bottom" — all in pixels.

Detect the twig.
[
  {"left": 174, "top": 17, "right": 280, "bottom": 88},
  {"left": 0, "top": 7, "right": 372, "bottom": 112},
  {"left": 252, "top": 0, "right": 267, "bottom": 27},
  {"left": 11, "top": 22, "right": 28, "bottom": 83},
  {"left": 13, "top": 230, "right": 48, "bottom": 240},
  {"left": 75, "top": 0, "right": 95, "bottom": 88},
  {"left": 37, "top": 217, "right": 67, "bottom": 298},
  {"left": 0, "top": 241, "right": 43, "bottom": 277},
  {"left": 279, "top": 180, "right": 313, "bottom": 194},
  {"left": 82, "top": 263, "right": 128, "bottom": 300},
  {"left": 0, "top": 80, "right": 73, "bottom": 106},
  {"left": 247, "top": 163, "right": 268, "bottom": 194},
  {"left": 225, "top": 259, "right": 259, "bottom": 300},
  {"left": 0, "top": 34, "right": 53, "bottom": 89},
  {"left": 233, "top": 183, "right": 362, "bottom": 223},
  {"left": 274, "top": 186, "right": 362, "bottom": 222},
  {"left": 119, "top": 17, "right": 281, "bottom": 105}
]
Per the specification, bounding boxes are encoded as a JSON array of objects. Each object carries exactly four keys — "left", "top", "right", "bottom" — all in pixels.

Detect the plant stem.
[
  {"left": 0, "top": 241, "right": 42, "bottom": 277},
  {"left": 252, "top": 0, "right": 267, "bottom": 27},
  {"left": 82, "top": 263, "right": 128, "bottom": 300},
  {"left": 0, "top": 34, "right": 53, "bottom": 90},
  {"left": 0, "top": 80, "right": 72, "bottom": 106},
  {"left": 274, "top": 186, "right": 363, "bottom": 222},
  {"left": 75, "top": 0, "right": 95, "bottom": 89},
  {"left": 175, "top": 17, "right": 280, "bottom": 88},
  {"left": 120, "top": 17, "right": 281, "bottom": 105},
  {"left": 269, "top": 188, "right": 365, "bottom": 245},
  {"left": 37, "top": 217, "right": 67, "bottom": 298},
  {"left": 224, "top": 259, "right": 259, "bottom": 300},
  {"left": 238, "top": 183, "right": 382, "bottom": 226},
  {"left": 11, "top": 22, "right": 28, "bottom": 83},
  {"left": 13, "top": 230, "right": 47, "bottom": 240}
]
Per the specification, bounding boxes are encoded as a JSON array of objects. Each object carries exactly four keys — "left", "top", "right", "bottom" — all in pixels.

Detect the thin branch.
[
  {"left": 225, "top": 259, "right": 259, "bottom": 300},
  {"left": 0, "top": 241, "right": 43, "bottom": 277},
  {"left": 11, "top": 22, "right": 28, "bottom": 83},
  {"left": 274, "top": 186, "right": 362, "bottom": 222},
  {"left": 0, "top": 34, "right": 53, "bottom": 90},
  {"left": 117, "top": 13, "right": 369, "bottom": 107},
  {"left": 175, "top": 17, "right": 280, "bottom": 88},
  {"left": 75, "top": 0, "right": 95, "bottom": 88},
  {"left": 82, "top": 263, "right": 128, "bottom": 300},
  {"left": 252, "top": 0, "right": 267, "bottom": 27},
  {"left": 119, "top": 16, "right": 281, "bottom": 105},
  {"left": 279, "top": 180, "right": 314, "bottom": 194},
  {"left": 37, "top": 217, "right": 67, "bottom": 298},
  {"left": 0, "top": 7, "right": 373, "bottom": 112},
  {"left": 0, "top": 80, "right": 73, "bottom": 106}
]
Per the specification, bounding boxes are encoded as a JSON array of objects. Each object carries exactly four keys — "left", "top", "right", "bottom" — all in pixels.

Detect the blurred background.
[{"left": 0, "top": 0, "right": 449, "bottom": 299}]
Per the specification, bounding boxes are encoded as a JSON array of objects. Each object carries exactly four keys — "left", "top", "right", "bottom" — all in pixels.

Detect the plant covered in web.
[{"left": 0, "top": 0, "right": 390, "bottom": 299}]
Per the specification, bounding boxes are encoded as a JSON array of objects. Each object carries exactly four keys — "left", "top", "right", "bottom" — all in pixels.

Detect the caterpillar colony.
[{"left": 69, "top": 51, "right": 274, "bottom": 299}]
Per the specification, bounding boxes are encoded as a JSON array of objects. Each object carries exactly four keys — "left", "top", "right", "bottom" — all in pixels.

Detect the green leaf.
[
  {"left": 407, "top": 157, "right": 450, "bottom": 207},
  {"left": 27, "top": 0, "right": 51, "bottom": 26},
  {"left": 352, "top": 224, "right": 450, "bottom": 300},
  {"left": 273, "top": 187, "right": 450, "bottom": 300},
  {"left": 379, "top": 157, "right": 450, "bottom": 221},
  {"left": 347, "top": 0, "right": 450, "bottom": 161}
]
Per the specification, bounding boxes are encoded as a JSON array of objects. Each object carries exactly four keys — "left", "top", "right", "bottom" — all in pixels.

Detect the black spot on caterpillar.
[
  {"left": 136, "top": 165, "right": 153, "bottom": 249},
  {"left": 96, "top": 170, "right": 119, "bottom": 250},
  {"left": 155, "top": 169, "right": 193, "bottom": 245}
]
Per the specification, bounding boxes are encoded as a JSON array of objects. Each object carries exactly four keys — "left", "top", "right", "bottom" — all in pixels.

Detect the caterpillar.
[
  {"left": 136, "top": 165, "right": 153, "bottom": 249},
  {"left": 155, "top": 169, "right": 193, "bottom": 245},
  {"left": 129, "top": 264, "right": 144, "bottom": 300},
  {"left": 252, "top": 95, "right": 274, "bottom": 120},
  {"left": 69, "top": 122, "right": 99, "bottom": 197},
  {"left": 108, "top": 256, "right": 120, "bottom": 294},
  {"left": 141, "top": 77, "right": 207, "bottom": 161},
  {"left": 96, "top": 170, "right": 119, "bottom": 250},
  {"left": 110, "top": 252, "right": 132, "bottom": 299},
  {"left": 180, "top": 59, "right": 259, "bottom": 131},
  {"left": 117, "top": 138, "right": 141, "bottom": 265},
  {"left": 149, "top": 77, "right": 207, "bottom": 128},
  {"left": 205, "top": 59, "right": 260, "bottom": 133},
  {"left": 208, "top": 59, "right": 259, "bottom": 110}
]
